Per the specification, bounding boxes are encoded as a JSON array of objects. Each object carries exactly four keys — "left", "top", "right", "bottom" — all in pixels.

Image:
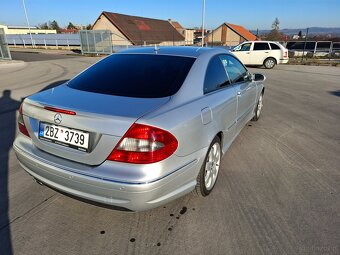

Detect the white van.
[{"left": 232, "top": 41, "right": 289, "bottom": 69}]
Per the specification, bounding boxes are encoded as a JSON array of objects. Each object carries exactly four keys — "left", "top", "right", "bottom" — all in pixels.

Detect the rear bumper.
[
  {"left": 13, "top": 136, "right": 206, "bottom": 211},
  {"left": 278, "top": 59, "right": 289, "bottom": 64}
]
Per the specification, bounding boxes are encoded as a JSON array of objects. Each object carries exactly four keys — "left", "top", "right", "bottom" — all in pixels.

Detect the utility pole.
[
  {"left": 22, "top": 0, "right": 34, "bottom": 48},
  {"left": 201, "top": 0, "right": 206, "bottom": 47}
]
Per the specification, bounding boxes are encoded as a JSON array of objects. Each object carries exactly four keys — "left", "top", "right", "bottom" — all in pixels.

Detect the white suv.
[{"left": 232, "top": 41, "right": 288, "bottom": 69}]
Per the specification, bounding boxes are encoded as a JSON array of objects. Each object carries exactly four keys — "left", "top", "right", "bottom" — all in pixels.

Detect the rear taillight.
[
  {"left": 107, "top": 123, "right": 178, "bottom": 164},
  {"left": 18, "top": 103, "right": 30, "bottom": 137},
  {"left": 283, "top": 51, "right": 288, "bottom": 58}
]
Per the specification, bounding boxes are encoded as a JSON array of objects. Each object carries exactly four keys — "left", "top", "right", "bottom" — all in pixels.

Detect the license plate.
[{"left": 39, "top": 122, "right": 90, "bottom": 152}]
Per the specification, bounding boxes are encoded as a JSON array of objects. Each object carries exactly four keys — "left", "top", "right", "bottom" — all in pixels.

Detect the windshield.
[{"left": 67, "top": 54, "right": 195, "bottom": 98}]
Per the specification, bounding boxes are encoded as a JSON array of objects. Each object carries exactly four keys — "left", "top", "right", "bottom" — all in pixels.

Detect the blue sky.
[{"left": 1, "top": 0, "right": 340, "bottom": 30}]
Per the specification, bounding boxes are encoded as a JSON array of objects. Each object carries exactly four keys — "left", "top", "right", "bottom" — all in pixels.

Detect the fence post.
[
  {"left": 100, "top": 32, "right": 104, "bottom": 53},
  {"left": 314, "top": 41, "right": 317, "bottom": 56},
  {"left": 93, "top": 33, "right": 97, "bottom": 54},
  {"left": 85, "top": 30, "right": 90, "bottom": 53},
  {"left": 67, "top": 39, "right": 70, "bottom": 50},
  {"left": 329, "top": 41, "right": 333, "bottom": 60},
  {"left": 44, "top": 39, "right": 47, "bottom": 49},
  {"left": 23, "top": 39, "right": 26, "bottom": 48},
  {"left": 0, "top": 44, "right": 3, "bottom": 59},
  {"left": 13, "top": 39, "right": 16, "bottom": 47},
  {"left": 79, "top": 31, "right": 84, "bottom": 55},
  {"left": 55, "top": 39, "right": 58, "bottom": 48}
]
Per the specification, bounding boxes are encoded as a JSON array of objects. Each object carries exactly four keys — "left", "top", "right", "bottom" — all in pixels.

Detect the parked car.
[
  {"left": 232, "top": 41, "right": 289, "bottom": 68},
  {"left": 13, "top": 47, "right": 265, "bottom": 211}
]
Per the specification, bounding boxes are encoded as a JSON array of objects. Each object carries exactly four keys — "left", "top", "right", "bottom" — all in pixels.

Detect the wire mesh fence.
[
  {"left": 0, "top": 28, "right": 11, "bottom": 60},
  {"left": 80, "top": 30, "right": 112, "bottom": 54},
  {"left": 4, "top": 30, "right": 340, "bottom": 59},
  {"left": 282, "top": 41, "right": 340, "bottom": 57}
]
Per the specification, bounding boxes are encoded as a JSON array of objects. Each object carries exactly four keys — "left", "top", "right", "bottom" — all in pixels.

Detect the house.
[
  {"left": 0, "top": 24, "right": 56, "bottom": 35},
  {"left": 92, "top": 12, "right": 185, "bottom": 46},
  {"left": 205, "top": 22, "right": 257, "bottom": 46},
  {"left": 169, "top": 20, "right": 194, "bottom": 45}
]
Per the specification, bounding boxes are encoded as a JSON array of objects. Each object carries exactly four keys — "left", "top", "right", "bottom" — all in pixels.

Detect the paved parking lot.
[{"left": 0, "top": 52, "right": 339, "bottom": 255}]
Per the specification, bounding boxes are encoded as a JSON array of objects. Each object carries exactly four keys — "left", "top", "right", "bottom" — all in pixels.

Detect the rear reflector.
[
  {"left": 44, "top": 106, "right": 76, "bottom": 115},
  {"left": 18, "top": 103, "right": 30, "bottom": 137},
  {"left": 283, "top": 51, "right": 288, "bottom": 58},
  {"left": 107, "top": 123, "right": 178, "bottom": 164}
]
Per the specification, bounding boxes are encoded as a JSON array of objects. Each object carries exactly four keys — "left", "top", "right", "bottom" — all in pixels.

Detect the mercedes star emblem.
[{"left": 54, "top": 113, "right": 62, "bottom": 124}]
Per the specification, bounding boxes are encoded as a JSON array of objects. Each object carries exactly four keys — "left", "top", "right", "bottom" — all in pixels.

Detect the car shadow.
[
  {"left": 0, "top": 80, "right": 69, "bottom": 254},
  {"left": 0, "top": 90, "right": 21, "bottom": 255},
  {"left": 329, "top": 90, "right": 340, "bottom": 97}
]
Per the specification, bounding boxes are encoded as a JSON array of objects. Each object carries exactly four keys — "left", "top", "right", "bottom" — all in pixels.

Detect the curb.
[{"left": 0, "top": 60, "right": 26, "bottom": 68}]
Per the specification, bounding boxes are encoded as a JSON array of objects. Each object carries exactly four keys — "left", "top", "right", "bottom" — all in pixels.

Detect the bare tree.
[
  {"left": 266, "top": 17, "right": 284, "bottom": 41},
  {"left": 272, "top": 17, "right": 280, "bottom": 30}
]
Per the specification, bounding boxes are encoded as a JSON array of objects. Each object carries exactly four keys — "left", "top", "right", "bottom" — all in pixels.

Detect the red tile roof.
[
  {"left": 169, "top": 21, "right": 184, "bottom": 30},
  {"left": 226, "top": 23, "right": 257, "bottom": 41},
  {"left": 100, "top": 12, "right": 185, "bottom": 45}
]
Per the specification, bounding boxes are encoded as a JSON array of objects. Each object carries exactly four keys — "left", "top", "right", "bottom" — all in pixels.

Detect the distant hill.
[{"left": 251, "top": 27, "right": 340, "bottom": 36}]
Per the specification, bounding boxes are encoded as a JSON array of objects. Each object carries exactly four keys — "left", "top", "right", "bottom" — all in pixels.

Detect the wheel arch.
[{"left": 263, "top": 56, "right": 277, "bottom": 65}]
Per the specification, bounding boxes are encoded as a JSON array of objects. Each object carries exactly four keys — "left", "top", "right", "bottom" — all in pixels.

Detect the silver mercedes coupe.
[{"left": 13, "top": 47, "right": 265, "bottom": 211}]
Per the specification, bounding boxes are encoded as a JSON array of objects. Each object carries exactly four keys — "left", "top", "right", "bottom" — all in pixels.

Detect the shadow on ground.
[
  {"left": 0, "top": 80, "right": 68, "bottom": 254},
  {"left": 0, "top": 90, "right": 20, "bottom": 255},
  {"left": 329, "top": 90, "right": 340, "bottom": 97}
]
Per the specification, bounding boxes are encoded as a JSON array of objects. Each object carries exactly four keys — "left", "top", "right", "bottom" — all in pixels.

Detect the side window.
[
  {"left": 253, "top": 42, "right": 270, "bottom": 51},
  {"left": 270, "top": 43, "right": 281, "bottom": 50},
  {"left": 223, "top": 55, "right": 248, "bottom": 83},
  {"left": 239, "top": 43, "right": 251, "bottom": 51},
  {"left": 204, "top": 56, "right": 230, "bottom": 94}
]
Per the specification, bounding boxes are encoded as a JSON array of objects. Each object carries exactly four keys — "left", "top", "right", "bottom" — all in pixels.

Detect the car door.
[
  {"left": 249, "top": 42, "right": 271, "bottom": 65},
  {"left": 232, "top": 42, "right": 252, "bottom": 65},
  {"left": 224, "top": 55, "right": 257, "bottom": 132},
  {"left": 202, "top": 55, "right": 237, "bottom": 151},
  {"left": 269, "top": 42, "right": 282, "bottom": 61}
]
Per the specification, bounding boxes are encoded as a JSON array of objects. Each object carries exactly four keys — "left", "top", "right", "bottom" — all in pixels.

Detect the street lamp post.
[
  {"left": 201, "top": 0, "right": 206, "bottom": 47},
  {"left": 22, "top": 0, "right": 34, "bottom": 48}
]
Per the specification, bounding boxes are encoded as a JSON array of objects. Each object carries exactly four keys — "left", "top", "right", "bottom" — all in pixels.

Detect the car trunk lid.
[{"left": 22, "top": 84, "right": 170, "bottom": 165}]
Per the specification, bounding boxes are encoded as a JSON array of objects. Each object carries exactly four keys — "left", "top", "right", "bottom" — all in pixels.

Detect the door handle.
[
  {"left": 246, "top": 52, "right": 250, "bottom": 54},
  {"left": 265, "top": 51, "right": 269, "bottom": 53}
]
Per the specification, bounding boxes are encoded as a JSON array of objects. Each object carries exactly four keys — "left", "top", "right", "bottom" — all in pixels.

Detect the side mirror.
[
  {"left": 244, "top": 73, "right": 254, "bottom": 81},
  {"left": 233, "top": 45, "right": 241, "bottom": 51},
  {"left": 253, "top": 73, "right": 266, "bottom": 82}
]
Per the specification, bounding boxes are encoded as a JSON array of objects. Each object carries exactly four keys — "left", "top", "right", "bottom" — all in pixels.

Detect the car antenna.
[{"left": 154, "top": 44, "right": 159, "bottom": 53}]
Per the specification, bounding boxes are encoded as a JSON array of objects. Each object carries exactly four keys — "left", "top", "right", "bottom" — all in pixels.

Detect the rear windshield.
[{"left": 67, "top": 54, "right": 195, "bottom": 98}]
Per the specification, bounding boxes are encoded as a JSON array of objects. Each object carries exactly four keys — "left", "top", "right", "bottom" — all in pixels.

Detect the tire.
[
  {"left": 194, "top": 136, "right": 222, "bottom": 197},
  {"left": 252, "top": 92, "right": 263, "bottom": 121},
  {"left": 263, "top": 57, "right": 276, "bottom": 69}
]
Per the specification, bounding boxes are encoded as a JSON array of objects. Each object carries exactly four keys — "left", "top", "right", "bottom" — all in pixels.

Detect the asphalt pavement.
[{"left": 0, "top": 52, "right": 339, "bottom": 255}]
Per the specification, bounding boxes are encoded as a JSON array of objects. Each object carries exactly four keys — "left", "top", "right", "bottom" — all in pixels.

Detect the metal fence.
[
  {"left": 80, "top": 30, "right": 113, "bottom": 54},
  {"left": 0, "top": 28, "right": 11, "bottom": 60},
  {"left": 6, "top": 34, "right": 80, "bottom": 48},
  {"left": 282, "top": 41, "right": 340, "bottom": 56}
]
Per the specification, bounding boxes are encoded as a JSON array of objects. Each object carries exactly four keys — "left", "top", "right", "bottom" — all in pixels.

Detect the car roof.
[
  {"left": 244, "top": 41, "right": 281, "bottom": 44},
  {"left": 118, "top": 46, "right": 227, "bottom": 58}
]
